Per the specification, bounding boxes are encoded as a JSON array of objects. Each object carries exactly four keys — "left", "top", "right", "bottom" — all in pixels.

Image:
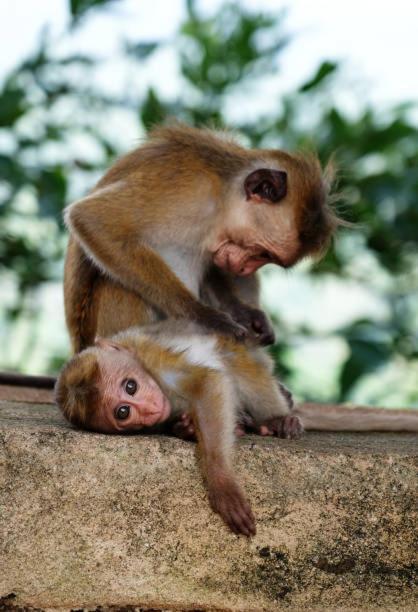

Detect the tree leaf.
[
  {"left": 299, "top": 61, "right": 338, "bottom": 92},
  {"left": 0, "top": 86, "right": 28, "bottom": 127},
  {"left": 35, "top": 168, "right": 68, "bottom": 221},
  {"left": 124, "top": 42, "right": 159, "bottom": 60},
  {"left": 140, "top": 88, "right": 167, "bottom": 130},
  {"left": 339, "top": 340, "right": 390, "bottom": 398},
  {"left": 69, "top": 0, "right": 118, "bottom": 23}
]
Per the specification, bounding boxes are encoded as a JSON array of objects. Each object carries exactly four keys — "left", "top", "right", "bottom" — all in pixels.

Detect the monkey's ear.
[{"left": 244, "top": 169, "right": 287, "bottom": 204}]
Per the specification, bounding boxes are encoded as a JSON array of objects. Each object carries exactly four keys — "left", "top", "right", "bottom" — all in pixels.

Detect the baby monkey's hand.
[{"left": 170, "top": 413, "right": 245, "bottom": 441}]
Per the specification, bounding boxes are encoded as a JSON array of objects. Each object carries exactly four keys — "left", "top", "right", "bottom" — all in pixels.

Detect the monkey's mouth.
[
  {"left": 138, "top": 397, "right": 171, "bottom": 427},
  {"left": 238, "top": 251, "right": 280, "bottom": 275},
  {"left": 213, "top": 242, "right": 281, "bottom": 276}
]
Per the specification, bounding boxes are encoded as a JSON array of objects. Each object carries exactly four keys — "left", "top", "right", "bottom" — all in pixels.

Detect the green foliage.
[
  {"left": 181, "top": 3, "right": 286, "bottom": 94},
  {"left": 0, "top": 85, "right": 28, "bottom": 126},
  {"left": 69, "top": 0, "right": 119, "bottom": 23},
  {"left": 178, "top": 1, "right": 287, "bottom": 122},
  {"left": 0, "top": 29, "right": 122, "bottom": 331},
  {"left": 338, "top": 321, "right": 392, "bottom": 397},
  {"left": 0, "top": 0, "right": 417, "bottom": 405},
  {"left": 299, "top": 60, "right": 338, "bottom": 93},
  {"left": 141, "top": 87, "right": 168, "bottom": 130},
  {"left": 125, "top": 42, "right": 159, "bottom": 60}
]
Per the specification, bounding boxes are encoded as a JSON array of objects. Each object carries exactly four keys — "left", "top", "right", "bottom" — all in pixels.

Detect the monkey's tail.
[{"left": 295, "top": 402, "right": 418, "bottom": 432}]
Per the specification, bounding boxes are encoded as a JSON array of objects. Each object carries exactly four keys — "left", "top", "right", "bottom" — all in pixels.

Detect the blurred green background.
[{"left": 0, "top": 0, "right": 417, "bottom": 407}]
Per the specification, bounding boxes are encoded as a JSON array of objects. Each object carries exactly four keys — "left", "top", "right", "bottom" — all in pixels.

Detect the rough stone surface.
[
  {"left": 0, "top": 385, "right": 53, "bottom": 404},
  {"left": 0, "top": 401, "right": 417, "bottom": 611}
]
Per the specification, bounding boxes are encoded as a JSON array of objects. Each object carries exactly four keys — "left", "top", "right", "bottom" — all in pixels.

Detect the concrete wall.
[{"left": 0, "top": 401, "right": 417, "bottom": 611}]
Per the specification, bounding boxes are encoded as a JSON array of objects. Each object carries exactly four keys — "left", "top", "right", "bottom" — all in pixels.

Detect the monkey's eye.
[
  {"left": 115, "top": 405, "right": 130, "bottom": 420},
  {"left": 125, "top": 379, "right": 137, "bottom": 395}
]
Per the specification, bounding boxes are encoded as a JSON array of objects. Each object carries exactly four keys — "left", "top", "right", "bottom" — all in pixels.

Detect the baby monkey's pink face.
[{"left": 90, "top": 341, "right": 171, "bottom": 434}]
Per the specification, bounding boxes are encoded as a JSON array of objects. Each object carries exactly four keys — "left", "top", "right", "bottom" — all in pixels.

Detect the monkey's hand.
[
  {"left": 229, "top": 303, "right": 275, "bottom": 346},
  {"left": 198, "top": 306, "right": 248, "bottom": 342},
  {"left": 208, "top": 477, "right": 256, "bottom": 537},
  {"left": 170, "top": 413, "right": 246, "bottom": 441}
]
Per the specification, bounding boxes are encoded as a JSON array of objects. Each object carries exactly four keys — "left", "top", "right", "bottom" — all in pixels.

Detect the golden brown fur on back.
[{"left": 97, "top": 123, "right": 250, "bottom": 188}]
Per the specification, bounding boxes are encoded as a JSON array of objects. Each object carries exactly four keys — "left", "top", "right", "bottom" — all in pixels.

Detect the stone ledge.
[{"left": 0, "top": 401, "right": 417, "bottom": 611}]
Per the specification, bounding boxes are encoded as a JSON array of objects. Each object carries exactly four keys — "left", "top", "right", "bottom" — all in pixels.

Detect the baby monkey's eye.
[
  {"left": 115, "top": 405, "right": 130, "bottom": 420},
  {"left": 125, "top": 379, "right": 137, "bottom": 395}
]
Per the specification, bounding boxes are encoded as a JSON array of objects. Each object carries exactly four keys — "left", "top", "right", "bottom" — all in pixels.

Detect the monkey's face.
[
  {"left": 212, "top": 159, "right": 335, "bottom": 276},
  {"left": 91, "top": 341, "right": 171, "bottom": 434}
]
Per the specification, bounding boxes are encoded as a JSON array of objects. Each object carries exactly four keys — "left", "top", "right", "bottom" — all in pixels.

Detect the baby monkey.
[{"left": 55, "top": 321, "right": 301, "bottom": 537}]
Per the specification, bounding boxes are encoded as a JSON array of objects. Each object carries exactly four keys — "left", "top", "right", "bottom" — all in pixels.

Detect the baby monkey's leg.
[
  {"left": 234, "top": 352, "right": 304, "bottom": 440},
  {"left": 170, "top": 381, "right": 301, "bottom": 440},
  {"left": 245, "top": 381, "right": 303, "bottom": 439}
]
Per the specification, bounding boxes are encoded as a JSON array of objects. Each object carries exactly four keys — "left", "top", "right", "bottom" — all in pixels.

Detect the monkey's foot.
[
  {"left": 208, "top": 479, "right": 256, "bottom": 537},
  {"left": 170, "top": 413, "right": 245, "bottom": 441},
  {"left": 258, "top": 415, "right": 304, "bottom": 439}
]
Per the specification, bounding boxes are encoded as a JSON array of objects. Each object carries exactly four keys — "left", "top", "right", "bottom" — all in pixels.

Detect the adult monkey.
[{"left": 64, "top": 123, "right": 337, "bottom": 353}]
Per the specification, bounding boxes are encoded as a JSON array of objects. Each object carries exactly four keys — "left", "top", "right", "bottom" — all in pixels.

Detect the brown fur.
[
  {"left": 97, "top": 123, "right": 250, "bottom": 186},
  {"left": 55, "top": 349, "right": 101, "bottom": 429},
  {"left": 55, "top": 321, "right": 295, "bottom": 535},
  {"left": 64, "top": 238, "right": 99, "bottom": 353},
  {"left": 64, "top": 122, "right": 337, "bottom": 352}
]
